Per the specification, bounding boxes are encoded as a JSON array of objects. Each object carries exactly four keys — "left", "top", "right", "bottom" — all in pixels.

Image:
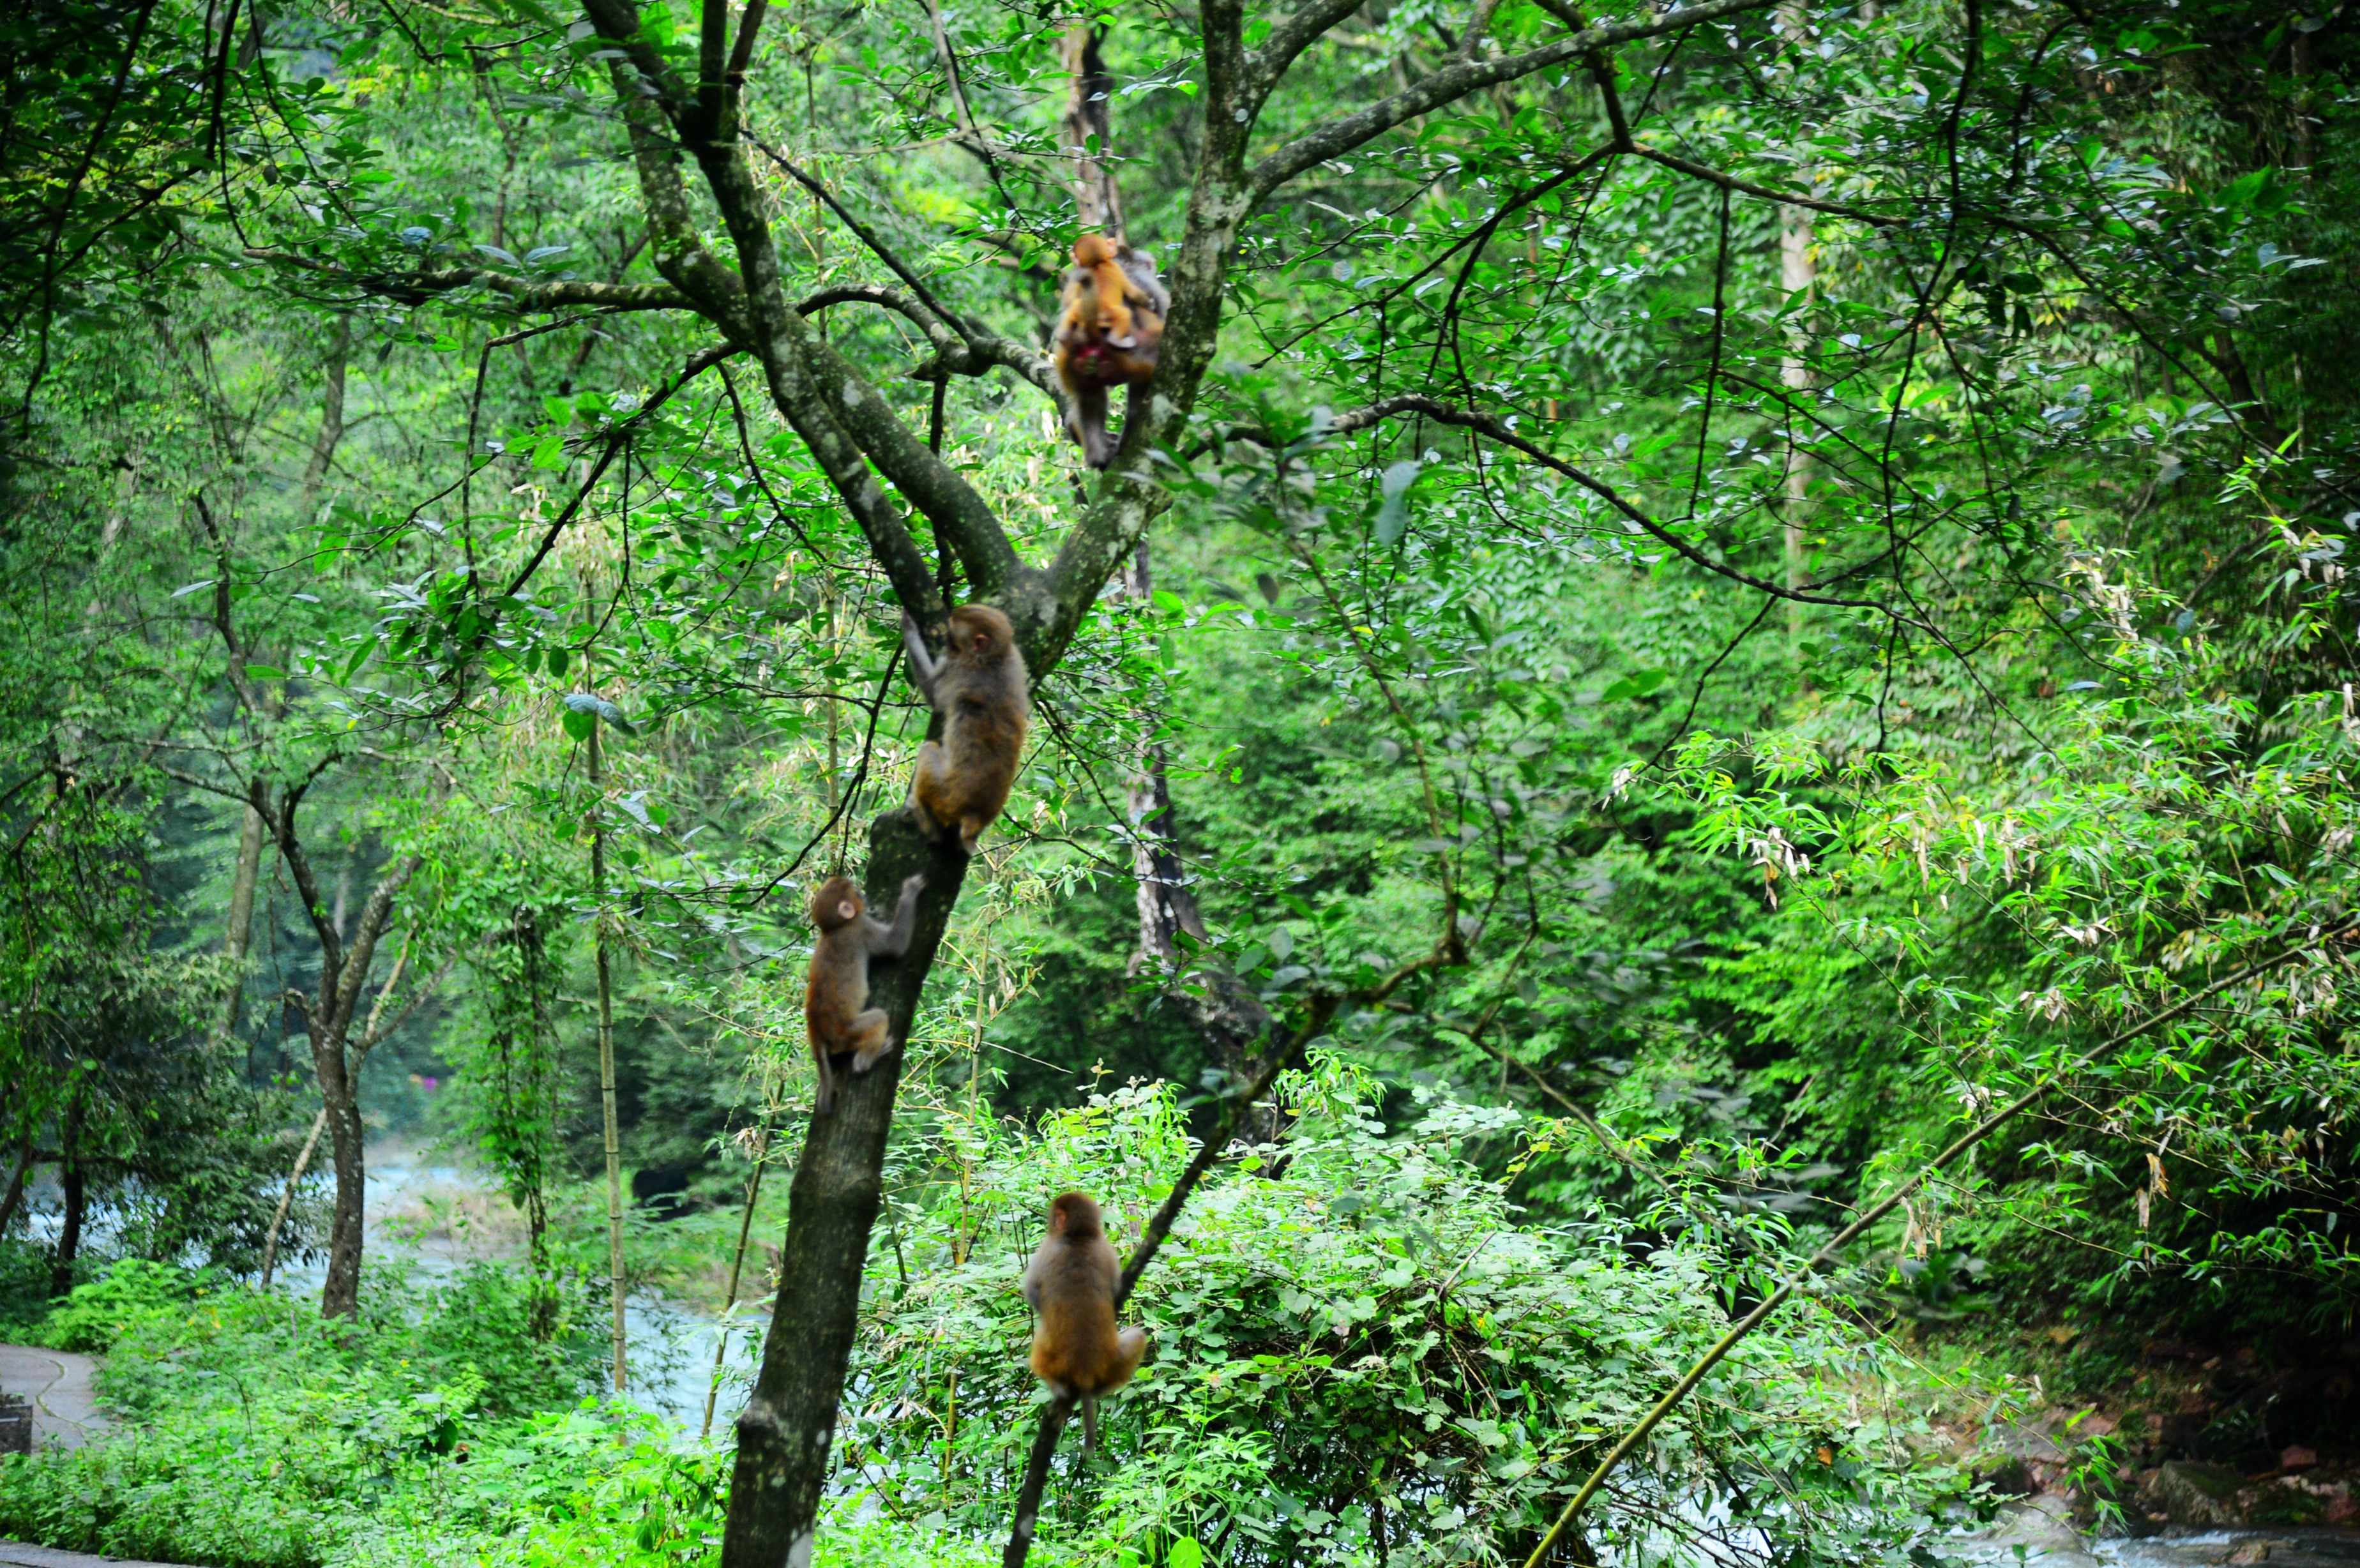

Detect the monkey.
[
  {"left": 1071, "top": 233, "right": 1141, "bottom": 348},
  {"left": 901, "top": 603, "right": 1031, "bottom": 856},
  {"left": 803, "top": 870, "right": 926, "bottom": 1115},
  {"left": 1053, "top": 234, "right": 1169, "bottom": 469},
  {"left": 1022, "top": 1191, "right": 1149, "bottom": 1458}
]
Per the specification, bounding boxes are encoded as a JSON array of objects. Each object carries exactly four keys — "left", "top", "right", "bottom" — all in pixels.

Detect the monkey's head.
[
  {"left": 1048, "top": 1191, "right": 1104, "bottom": 1239},
  {"left": 1073, "top": 233, "right": 1119, "bottom": 268},
  {"left": 810, "top": 875, "right": 864, "bottom": 931},
  {"left": 946, "top": 603, "right": 1015, "bottom": 662}
]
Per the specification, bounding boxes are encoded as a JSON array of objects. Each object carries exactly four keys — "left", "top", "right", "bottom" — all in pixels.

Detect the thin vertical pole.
[{"left": 589, "top": 705, "right": 627, "bottom": 1394}]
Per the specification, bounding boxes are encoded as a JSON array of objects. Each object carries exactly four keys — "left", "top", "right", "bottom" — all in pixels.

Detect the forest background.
[{"left": 1, "top": 0, "right": 2357, "bottom": 1564}]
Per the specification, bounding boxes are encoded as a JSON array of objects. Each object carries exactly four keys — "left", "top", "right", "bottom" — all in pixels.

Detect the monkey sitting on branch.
[
  {"left": 1053, "top": 233, "right": 1168, "bottom": 469},
  {"left": 1022, "top": 1190, "right": 1150, "bottom": 1457},
  {"left": 901, "top": 603, "right": 1031, "bottom": 856},
  {"left": 803, "top": 871, "right": 925, "bottom": 1115}
]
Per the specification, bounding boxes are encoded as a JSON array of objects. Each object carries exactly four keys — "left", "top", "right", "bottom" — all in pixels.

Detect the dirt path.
[{"left": 0, "top": 1345, "right": 105, "bottom": 1451}]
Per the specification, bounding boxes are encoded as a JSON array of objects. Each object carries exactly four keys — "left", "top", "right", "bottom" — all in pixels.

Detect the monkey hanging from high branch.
[{"left": 1053, "top": 234, "right": 1167, "bottom": 469}]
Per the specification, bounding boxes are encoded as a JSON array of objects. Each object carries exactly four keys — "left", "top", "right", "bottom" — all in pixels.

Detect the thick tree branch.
[
  {"left": 798, "top": 283, "right": 1057, "bottom": 398},
  {"left": 1249, "top": 0, "right": 1780, "bottom": 197}
]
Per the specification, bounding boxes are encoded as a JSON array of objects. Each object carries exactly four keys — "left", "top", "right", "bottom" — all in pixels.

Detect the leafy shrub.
[
  {"left": 843, "top": 1060, "right": 1970, "bottom": 1568},
  {"left": 36, "top": 1258, "right": 220, "bottom": 1352}
]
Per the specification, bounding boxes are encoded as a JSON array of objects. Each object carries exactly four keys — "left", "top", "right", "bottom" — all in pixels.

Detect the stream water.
[
  {"left": 266, "top": 1147, "right": 750, "bottom": 1430},
  {"left": 1951, "top": 1500, "right": 2360, "bottom": 1568}
]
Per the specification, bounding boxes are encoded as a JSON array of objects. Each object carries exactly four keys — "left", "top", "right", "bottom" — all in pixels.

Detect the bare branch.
[
  {"left": 1630, "top": 144, "right": 1902, "bottom": 225},
  {"left": 1248, "top": 0, "right": 1780, "bottom": 197},
  {"left": 1312, "top": 393, "right": 1898, "bottom": 613},
  {"left": 239, "top": 248, "right": 697, "bottom": 312}
]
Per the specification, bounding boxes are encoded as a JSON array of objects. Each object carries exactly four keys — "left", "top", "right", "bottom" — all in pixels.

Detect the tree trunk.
[
  {"left": 300, "top": 317, "right": 350, "bottom": 512},
  {"left": 50, "top": 1096, "right": 84, "bottom": 1300},
  {"left": 218, "top": 802, "right": 265, "bottom": 1046},
  {"left": 317, "top": 1083, "right": 367, "bottom": 1315},
  {"left": 720, "top": 808, "right": 967, "bottom": 1568},
  {"left": 0, "top": 1138, "right": 29, "bottom": 1240},
  {"left": 1777, "top": 0, "right": 1815, "bottom": 646},
  {"left": 1120, "top": 547, "right": 1270, "bottom": 1080}
]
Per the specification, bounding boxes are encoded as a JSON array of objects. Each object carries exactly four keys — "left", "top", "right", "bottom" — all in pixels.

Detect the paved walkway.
[
  {"left": 0, "top": 1345, "right": 105, "bottom": 1451},
  {"left": 0, "top": 1543, "right": 192, "bottom": 1568}
]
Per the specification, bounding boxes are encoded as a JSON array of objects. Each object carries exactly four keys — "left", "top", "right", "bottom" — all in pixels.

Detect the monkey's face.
[
  {"left": 810, "top": 876, "right": 863, "bottom": 931},
  {"left": 947, "top": 605, "right": 1013, "bottom": 661}
]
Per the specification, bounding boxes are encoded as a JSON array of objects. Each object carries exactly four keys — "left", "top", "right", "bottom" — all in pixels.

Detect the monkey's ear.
[{"left": 836, "top": 899, "right": 858, "bottom": 921}]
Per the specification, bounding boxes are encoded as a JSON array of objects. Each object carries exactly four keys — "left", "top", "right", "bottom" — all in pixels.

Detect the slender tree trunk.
[
  {"left": 589, "top": 711, "right": 628, "bottom": 1392},
  {"left": 1059, "top": 26, "right": 1123, "bottom": 235},
  {"left": 1777, "top": 0, "right": 1816, "bottom": 648},
  {"left": 314, "top": 1020, "right": 368, "bottom": 1316},
  {"left": 257, "top": 1110, "right": 326, "bottom": 1289},
  {"left": 521, "top": 911, "right": 558, "bottom": 1341},
  {"left": 51, "top": 1096, "right": 84, "bottom": 1299},
  {"left": 702, "top": 1115, "right": 773, "bottom": 1440},
  {"left": 0, "top": 1138, "right": 29, "bottom": 1240},
  {"left": 218, "top": 803, "right": 266, "bottom": 1046},
  {"left": 300, "top": 317, "right": 350, "bottom": 513},
  {"left": 1119, "top": 547, "right": 1270, "bottom": 1080}
]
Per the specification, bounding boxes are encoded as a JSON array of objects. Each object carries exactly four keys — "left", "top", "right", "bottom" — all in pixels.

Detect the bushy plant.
[
  {"left": 36, "top": 1258, "right": 222, "bottom": 1352},
  {"left": 843, "top": 1059, "right": 1970, "bottom": 1568}
]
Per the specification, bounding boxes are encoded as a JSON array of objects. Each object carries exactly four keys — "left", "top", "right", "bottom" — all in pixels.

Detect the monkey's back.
[
  {"left": 926, "top": 656, "right": 1029, "bottom": 820},
  {"left": 805, "top": 940, "right": 866, "bottom": 1038},
  {"left": 1027, "top": 1235, "right": 1131, "bottom": 1394}
]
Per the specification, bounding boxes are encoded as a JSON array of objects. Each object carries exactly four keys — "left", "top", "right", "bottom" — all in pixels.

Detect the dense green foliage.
[{"left": 4, "top": 0, "right": 2360, "bottom": 1560}]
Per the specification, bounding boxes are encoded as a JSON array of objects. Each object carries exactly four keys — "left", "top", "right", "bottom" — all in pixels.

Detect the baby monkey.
[
  {"left": 902, "top": 603, "right": 1031, "bottom": 856},
  {"left": 803, "top": 871, "right": 925, "bottom": 1115},
  {"left": 1022, "top": 1191, "right": 1149, "bottom": 1457},
  {"left": 1053, "top": 234, "right": 1169, "bottom": 468}
]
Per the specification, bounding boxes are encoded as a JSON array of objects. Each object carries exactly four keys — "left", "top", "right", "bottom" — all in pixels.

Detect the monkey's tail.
[{"left": 814, "top": 1053, "right": 835, "bottom": 1117}]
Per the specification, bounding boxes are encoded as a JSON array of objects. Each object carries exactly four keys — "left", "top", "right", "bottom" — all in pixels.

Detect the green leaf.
[
  {"left": 242, "top": 664, "right": 286, "bottom": 681},
  {"left": 561, "top": 707, "right": 595, "bottom": 743},
  {"left": 1374, "top": 459, "right": 1420, "bottom": 547},
  {"left": 1600, "top": 668, "right": 1672, "bottom": 702}
]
